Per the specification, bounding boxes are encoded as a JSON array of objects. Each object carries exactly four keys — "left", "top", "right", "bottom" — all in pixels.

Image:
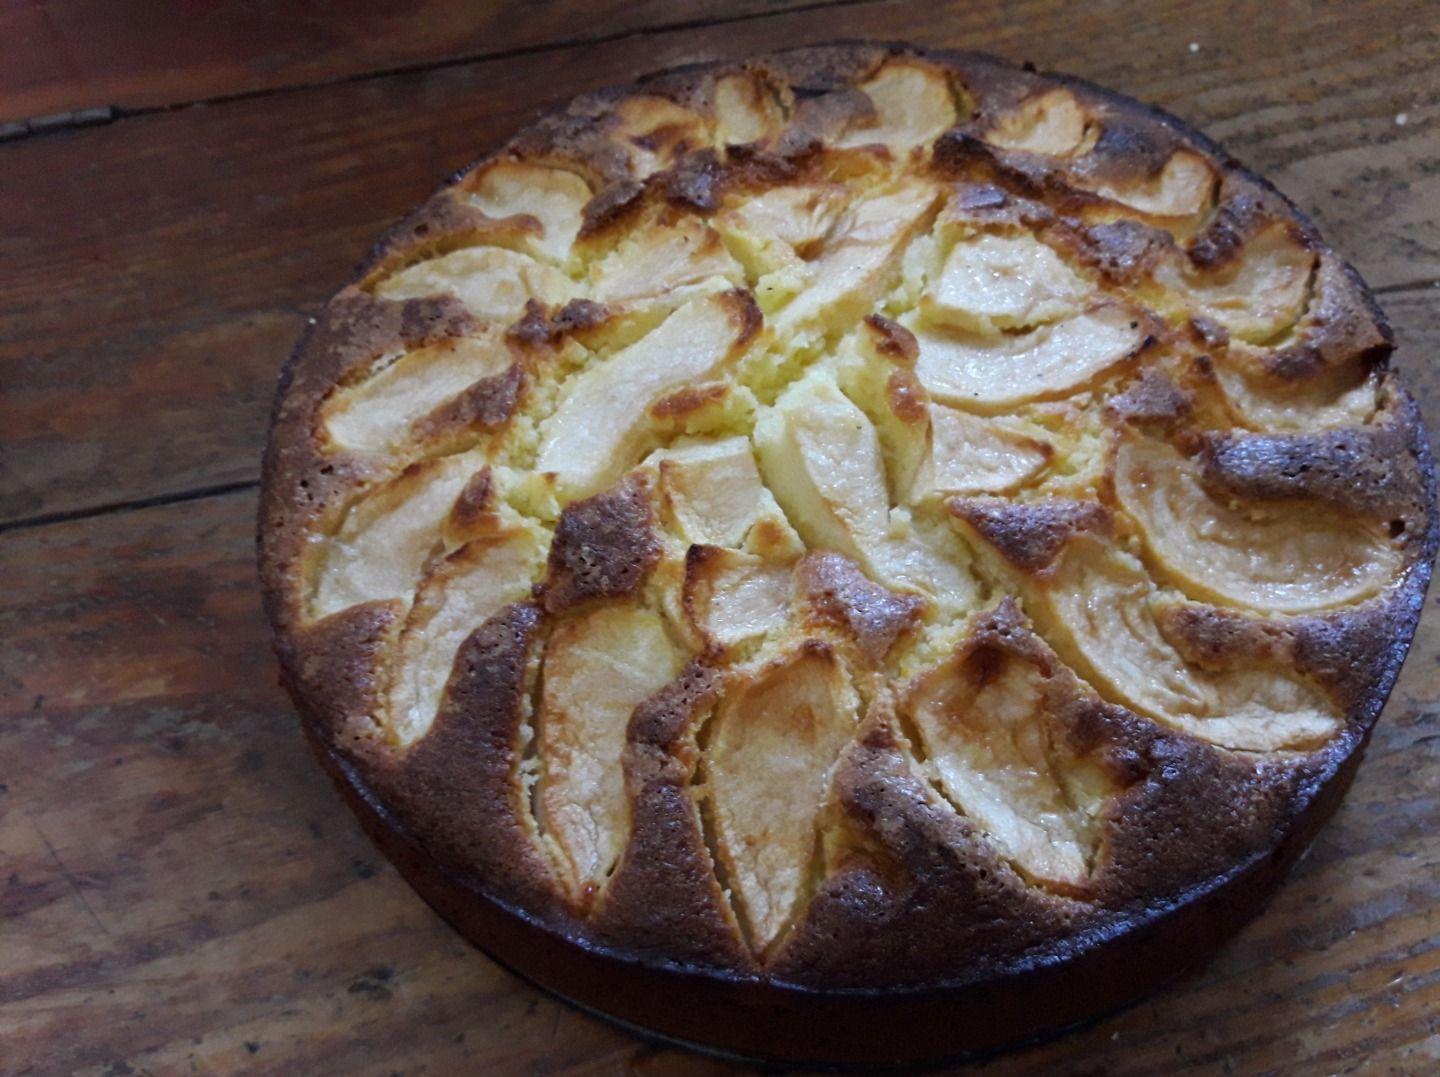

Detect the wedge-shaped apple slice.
[
  {"left": 590, "top": 215, "right": 743, "bottom": 304},
  {"left": 466, "top": 161, "right": 591, "bottom": 264},
  {"left": 911, "top": 406, "right": 1053, "bottom": 501},
  {"left": 387, "top": 527, "right": 544, "bottom": 746},
  {"left": 323, "top": 328, "right": 514, "bottom": 452},
  {"left": 1087, "top": 150, "right": 1216, "bottom": 221},
  {"left": 774, "top": 178, "right": 941, "bottom": 341},
  {"left": 835, "top": 59, "right": 958, "bottom": 152},
  {"left": 913, "top": 303, "right": 1146, "bottom": 412},
  {"left": 1159, "top": 223, "right": 1314, "bottom": 342},
  {"left": 536, "top": 290, "right": 759, "bottom": 499},
  {"left": 683, "top": 546, "right": 793, "bottom": 653},
  {"left": 1114, "top": 436, "right": 1401, "bottom": 613},
  {"left": 705, "top": 644, "right": 860, "bottom": 949},
  {"left": 1213, "top": 344, "right": 1378, "bottom": 433},
  {"left": 652, "top": 436, "right": 799, "bottom": 551},
  {"left": 921, "top": 232, "right": 1090, "bottom": 332},
  {"left": 375, "top": 246, "right": 571, "bottom": 323},
  {"left": 538, "top": 604, "right": 685, "bottom": 899},
  {"left": 756, "top": 368, "right": 976, "bottom": 605},
  {"left": 715, "top": 183, "right": 850, "bottom": 274},
  {"left": 713, "top": 71, "right": 787, "bottom": 146},
  {"left": 953, "top": 507, "right": 1339, "bottom": 751},
  {"left": 754, "top": 369, "right": 891, "bottom": 561},
  {"left": 905, "top": 615, "right": 1106, "bottom": 890},
  {"left": 310, "top": 454, "right": 483, "bottom": 619},
  {"left": 985, "top": 88, "right": 1092, "bottom": 157}
]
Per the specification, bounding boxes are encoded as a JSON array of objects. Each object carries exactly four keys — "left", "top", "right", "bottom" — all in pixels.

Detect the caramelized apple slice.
[
  {"left": 953, "top": 508, "right": 1340, "bottom": 751},
  {"left": 590, "top": 215, "right": 743, "bottom": 304},
  {"left": 683, "top": 546, "right": 793, "bottom": 653},
  {"left": 911, "top": 406, "right": 1052, "bottom": 501},
  {"left": 1114, "top": 436, "right": 1401, "bottom": 613},
  {"left": 905, "top": 618, "right": 1106, "bottom": 890},
  {"left": 538, "top": 605, "right": 685, "bottom": 898},
  {"left": 466, "top": 161, "right": 592, "bottom": 264},
  {"left": 1088, "top": 151, "right": 1216, "bottom": 221},
  {"left": 1160, "top": 223, "right": 1314, "bottom": 342},
  {"left": 653, "top": 436, "right": 799, "bottom": 551},
  {"left": 835, "top": 59, "right": 958, "bottom": 152},
  {"left": 1213, "top": 344, "right": 1378, "bottom": 432},
  {"left": 536, "top": 290, "right": 759, "bottom": 499},
  {"left": 986, "top": 88, "right": 1091, "bottom": 156},
  {"left": 774, "top": 178, "right": 942, "bottom": 341},
  {"left": 387, "top": 528, "right": 544, "bottom": 746},
  {"left": 610, "top": 95, "right": 712, "bottom": 177},
  {"left": 323, "top": 328, "right": 514, "bottom": 452},
  {"left": 713, "top": 71, "right": 787, "bottom": 146},
  {"left": 921, "top": 232, "right": 1090, "bottom": 332},
  {"left": 310, "top": 454, "right": 482, "bottom": 619},
  {"left": 375, "top": 247, "right": 571, "bottom": 322},
  {"left": 706, "top": 645, "right": 859, "bottom": 948},
  {"left": 914, "top": 304, "right": 1145, "bottom": 412}
]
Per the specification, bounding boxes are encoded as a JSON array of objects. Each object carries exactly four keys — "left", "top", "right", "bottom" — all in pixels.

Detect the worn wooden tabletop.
[{"left": 2, "top": 2, "right": 1439, "bottom": 1073}]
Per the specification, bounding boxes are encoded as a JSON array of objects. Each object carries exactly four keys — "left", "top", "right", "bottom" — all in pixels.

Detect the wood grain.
[
  {"left": 2, "top": 0, "right": 1439, "bottom": 525},
  {"left": 0, "top": 0, "right": 860, "bottom": 124}
]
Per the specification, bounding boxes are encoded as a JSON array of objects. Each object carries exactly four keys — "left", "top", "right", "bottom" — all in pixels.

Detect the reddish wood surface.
[
  {"left": 0, "top": 0, "right": 856, "bottom": 123},
  {"left": 2, "top": 2, "right": 1439, "bottom": 1073}
]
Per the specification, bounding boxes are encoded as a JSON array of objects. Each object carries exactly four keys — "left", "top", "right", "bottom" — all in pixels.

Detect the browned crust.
[
  {"left": 256, "top": 38, "right": 1439, "bottom": 1067},
  {"left": 1197, "top": 391, "right": 1427, "bottom": 528},
  {"left": 862, "top": 313, "right": 919, "bottom": 364},
  {"left": 948, "top": 497, "right": 1113, "bottom": 575},
  {"left": 793, "top": 551, "right": 924, "bottom": 665},
  {"left": 540, "top": 472, "right": 662, "bottom": 615},
  {"left": 1106, "top": 367, "right": 1194, "bottom": 429},
  {"left": 359, "top": 602, "right": 569, "bottom": 919},
  {"left": 592, "top": 659, "right": 753, "bottom": 970}
]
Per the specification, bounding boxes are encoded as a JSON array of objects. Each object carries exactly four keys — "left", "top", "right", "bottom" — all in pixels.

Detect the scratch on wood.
[{"left": 33, "top": 821, "right": 111, "bottom": 938}]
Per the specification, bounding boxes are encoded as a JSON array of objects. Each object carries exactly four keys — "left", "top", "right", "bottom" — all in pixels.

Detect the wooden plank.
[
  {"left": 2, "top": 0, "right": 1437, "bottom": 525},
  {"left": 0, "top": 0, "right": 860, "bottom": 125},
  {"left": 2, "top": 467, "right": 1438, "bottom": 1072}
]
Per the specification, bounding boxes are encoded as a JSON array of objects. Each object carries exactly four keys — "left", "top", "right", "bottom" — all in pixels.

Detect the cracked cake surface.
[{"left": 259, "top": 40, "right": 1435, "bottom": 1065}]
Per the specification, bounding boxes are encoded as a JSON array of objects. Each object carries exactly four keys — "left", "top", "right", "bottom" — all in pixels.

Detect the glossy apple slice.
[
  {"left": 1114, "top": 436, "right": 1401, "bottom": 613},
  {"left": 705, "top": 644, "right": 859, "bottom": 949}
]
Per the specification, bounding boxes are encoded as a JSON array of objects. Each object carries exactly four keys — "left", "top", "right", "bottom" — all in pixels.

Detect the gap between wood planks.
[{"left": 0, "top": 0, "right": 882, "bottom": 144}]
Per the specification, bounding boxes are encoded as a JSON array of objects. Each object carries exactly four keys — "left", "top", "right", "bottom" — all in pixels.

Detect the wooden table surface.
[{"left": 3, "top": 2, "right": 1439, "bottom": 1073}]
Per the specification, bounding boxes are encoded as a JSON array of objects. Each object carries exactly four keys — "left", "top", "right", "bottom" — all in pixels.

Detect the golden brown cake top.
[{"left": 259, "top": 42, "right": 1434, "bottom": 988}]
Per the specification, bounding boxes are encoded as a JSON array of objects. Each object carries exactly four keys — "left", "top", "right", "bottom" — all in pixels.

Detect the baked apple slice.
[
  {"left": 538, "top": 604, "right": 686, "bottom": 900},
  {"left": 705, "top": 644, "right": 860, "bottom": 949},
  {"left": 1114, "top": 435, "right": 1402, "bottom": 613},
  {"left": 537, "top": 290, "right": 759, "bottom": 498},
  {"left": 913, "top": 303, "right": 1146, "bottom": 412}
]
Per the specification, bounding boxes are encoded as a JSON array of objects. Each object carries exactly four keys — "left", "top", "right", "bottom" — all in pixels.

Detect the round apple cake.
[{"left": 259, "top": 42, "right": 1435, "bottom": 1066}]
